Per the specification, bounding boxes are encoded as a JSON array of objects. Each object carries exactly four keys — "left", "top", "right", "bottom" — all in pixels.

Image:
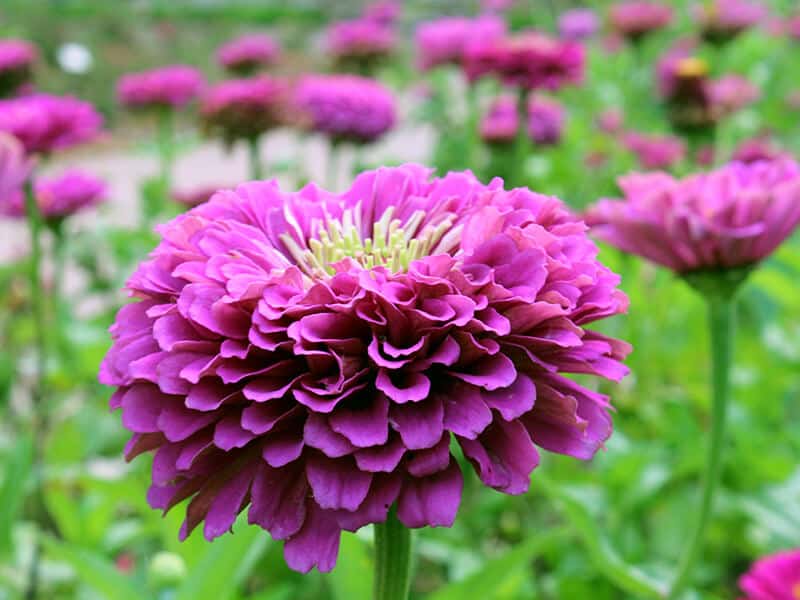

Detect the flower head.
[
  {"left": 479, "top": 95, "right": 518, "bottom": 144},
  {"left": 589, "top": 159, "right": 800, "bottom": 273},
  {"left": 415, "top": 16, "right": 506, "bottom": 71},
  {"left": 217, "top": 35, "right": 281, "bottom": 75},
  {"left": 732, "top": 137, "right": 785, "bottom": 163},
  {"left": 0, "top": 94, "right": 103, "bottom": 154},
  {"left": 1, "top": 168, "right": 106, "bottom": 221},
  {"left": 293, "top": 74, "right": 395, "bottom": 144},
  {"left": 622, "top": 132, "right": 685, "bottom": 169},
  {"left": 326, "top": 19, "right": 395, "bottom": 68},
  {"left": 528, "top": 96, "right": 565, "bottom": 145},
  {"left": 201, "top": 77, "right": 288, "bottom": 145},
  {"left": 739, "top": 548, "right": 800, "bottom": 600},
  {"left": 609, "top": 2, "right": 673, "bottom": 42},
  {"left": 101, "top": 164, "right": 629, "bottom": 574},
  {"left": 117, "top": 65, "right": 204, "bottom": 110},
  {"left": 464, "top": 31, "right": 585, "bottom": 91},
  {"left": 558, "top": 9, "right": 599, "bottom": 40},
  {"left": 708, "top": 74, "right": 760, "bottom": 114},
  {"left": 362, "top": 1, "right": 401, "bottom": 26},
  {"left": 0, "top": 39, "right": 37, "bottom": 97},
  {"left": 693, "top": 0, "right": 765, "bottom": 43}
]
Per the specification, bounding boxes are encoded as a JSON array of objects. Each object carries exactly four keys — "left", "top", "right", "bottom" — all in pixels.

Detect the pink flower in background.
[
  {"left": 217, "top": 34, "right": 281, "bottom": 75},
  {"left": 0, "top": 94, "right": 103, "bottom": 154},
  {"left": 655, "top": 38, "right": 698, "bottom": 99},
  {"left": 738, "top": 548, "right": 800, "bottom": 600},
  {"left": 609, "top": 2, "right": 673, "bottom": 42},
  {"left": 708, "top": 75, "right": 760, "bottom": 114},
  {"left": 558, "top": 9, "right": 599, "bottom": 40},
  {"left": 172, "top": 183, "right": 232, "bottom": 208},
  {"left": 362, "top": 1, "right": 401, "bottom": 26},
  {"left": 527, "top": 96, "right": 565, "bottom": 145},
  {"left": 732, "top": 137, "right": 786, "bottom": 163},
  {"left": 622, "top": 132, "right": 685, "bottom": 169},
  {"left": 415, "top": 16, "right": 506, "bottom": 71},
  {"left": 326, "top": 19, "right": 395, "bottom": 63},
  {"left": 693, "top": 0, "right": 766, "bottom": 43},
  {"left": 597, "top": 109, "right": 623, "bottom": 134},
  {"left": 0, "top": 133, "right": 31, "bottom": 202},
  {"left": 117, "top": 65, "right": 204, "bottom": 109},
  {"left": 100, "top": 164, "right": 629, "bottom": 573},
  {"left": 482, "top": 0, "right": 515, "bottom": 11},
  {"left": 464, "top": 32, "right": 585, "bottom": 91},
  {"left": 294, "top": 74, "right": 395, "bottom": 144},
  {"left": 788, "top": 15, "right": 800, "bottom": 41},
  {"left": 590, "top": 159, "right": 800, "bottom": 273},
  {"left": 479, "top": 95, "right": 518, "bottom": 144},
  {"left": 201, "top": 77, "right": 288, "bottom": 144},
  {"left": 1, "top": 169, "right": 106, "bottom": 220},
  {"left": 0, "top": 39, "right": 37, "bottom": 97}
]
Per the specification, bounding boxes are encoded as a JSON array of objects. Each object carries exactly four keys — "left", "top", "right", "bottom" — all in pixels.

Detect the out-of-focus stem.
[
  {"left": 247, "top": 136, "right": 263, "bottom": 180},
  {"left": 373, "top": 510, "right": 412, "bottom": 600}
]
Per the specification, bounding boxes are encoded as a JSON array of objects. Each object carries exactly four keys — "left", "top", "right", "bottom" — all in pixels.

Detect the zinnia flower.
[
  {"left": 708, "top": 75, "right": 760, "bottom": 114},
  {"left": 609, "top": 2, "right": 673, "bottom": 42},
  {"left": 217, "top": 34, "right": 281, "bottom": 75},
  {"left": 293, "top": 74, "right": 395, "bottom": 144},
  {"left": 117, "top": 65, "right": 204, "bottom": 110},
  {"left": 693, "top": 0, "right": 765, "bottom": 44},
  {"left": 479, "top": 95, "right": 518, "bottom": 144},
  {"left": 464, "top": 31, "right": 584, "bottom": 91},
  {"left": 415, "top": 16, "right": 506, "bottom": 71},
  {"left": 1, "top": 168, "right": 106, "bottom": 221},
  {"left": 732, "top": 137, "right": 785, "bottom": 163},
  {"left": 100, "top": 164, "right": 630, "bottom": 573},
  {"left": 622, "top": 132, "right": 685, "bottom": 169},
  {"left": 362, "top": 1, "right": 401, "bottom": 26},
  {"left": 0, "top": 39, "right": 37, "bottom": 98},
  {"left": 558, "top": 9, "right": 599, "bottom": 40},
  {"left": 738, "top": 548, "right": 800, "bottom": 600},
  {"left": 527, "top": 96, "right": 565, "bottom": 145},
  {"left": 325, "top": 19, "right": 395, "bottom": 68},
  {"left": 201, "top": 77, "right": 288, "bottom": 145},
  {"left": 0, "top": 133, "right": 32, "bottom": 202},
  {"left": 0, "top": 94, "right": 103, "bottom": 154},
  {"left": 589, "top": 159, "right": 800, "bottom": 273}
]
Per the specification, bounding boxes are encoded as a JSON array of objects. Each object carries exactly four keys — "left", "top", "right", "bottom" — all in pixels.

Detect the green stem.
[
  {"left": 328, "top": 140, "right": 341, "bottom": 190},
  {"left": 373, "top": 510, "right": 412, "bottom": 600},
  {"left": 247, "top": 136, "right": 263, "bottom": 180},
  {"left": 157, "top": 106, "right": 175, "bottom": 188},
  {"left": 668, "top": 295, "right": 734, "bottom": 599}
]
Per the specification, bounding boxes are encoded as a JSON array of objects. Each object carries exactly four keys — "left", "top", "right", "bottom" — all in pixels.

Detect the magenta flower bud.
[
  {"left": 1, "top": 168, "right": 106, "bottom": 221},
  {"left": 693, "top": 0, "right": 766, "bottom": 44},
  {"left": 590, "top": 158, "right": 800, "bottom": 273},
  {"left": 738, "top": 548, "right": 800, "bottom": 600},
  {"left": 527, "top": 96, "right": 565, "bottom": 145},
  {"left": 201, "top": 77, "right": 288, "bottom": 144},
  {"left": 100, "top": 164, "right": 629, "bottom": 574},
  {"left": 622, "top": 132, "right": 685, "bottom": 169},
  {"left": 479, "top": 95, "right": 518, "bottom": 144},
  {"left": 0, "top": 94, "right": 103, "bottom": 155},
  {"left": 217, "top": 34, "right": 281, "bottom": 75},
  {"left": 609, "top": 1, "right": 674, "bottom": 42},
  {"left": 415, "top": 16, "right": 506, "bottom": 71},
  {"left": 558, "top": 9, "right": 599, "bottom": 41},
  {"left": 117, "top": 65, "right": 204, "bottom": 110},
  {"left": 293, "top": 74, "right": 395, "bottom": 144},
  {"left": 464, "top": 31, "right": 585, "bottom": 91},
  {"left": 0, "top": 39, "right": 37, "bottom": 98}
]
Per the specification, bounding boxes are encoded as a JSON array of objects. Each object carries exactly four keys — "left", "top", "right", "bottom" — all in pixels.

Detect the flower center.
[{"left": 281, "top": 205, "right": 461, "bottom": 277}]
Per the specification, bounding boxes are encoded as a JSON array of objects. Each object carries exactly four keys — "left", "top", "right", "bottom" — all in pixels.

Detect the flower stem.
[
  {"left": 247, "top": 136, "right": 263, "bottom": 180},
  {"left": 373, "top": 510, "right": 412, "bottom": 600},
  {"left": 668, "top": 295, "right": 734, "bottom": 599}
]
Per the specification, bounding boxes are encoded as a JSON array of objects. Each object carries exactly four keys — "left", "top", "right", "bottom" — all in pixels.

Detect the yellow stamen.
[{"left": 677, "top": 57, "right": 709, "bottom": 78}]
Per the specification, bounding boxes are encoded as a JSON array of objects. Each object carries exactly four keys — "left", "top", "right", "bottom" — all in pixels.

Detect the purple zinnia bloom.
[
  {"left": 479, "top": 95, "right": 518, "bottom": 144},
  {"left": 0, "top": 133, "right": 32, "bottom": 203},
  {"left": 609, "top": 2, "right": 674, "bottom": 42},
  {"left": 117, "top": 65, "right": 204, "bottom": 110},
  {"left": 589, "top": 159, "right": 800, "bottom": 273},
  {"left": 201, "top": 77, "right": 288, "bottom": 144},
  {"left": 362, "top": 1, "right": 401, "bottom": 26},
  {"left": 1, "top": 168, "right": 106, "bottom": 221},
  {"left": 693, "top": 0, "right": 765, "bottom": 43},
  {"left": 464, "top": 31, "right": 585, "bottom": 91},
  {"left": 415, "top": 16, "right": 506, "bottom": 71},
  {"left": 293, "top": 74, "right": 395, "bottom": 144},
  {"left": 622, "top": 132, "right": 685, "bottom": 169},
  {"left": 0, "top": 94, "right": 103, "bottom": 155},
  {"left": 217, "top": 34, "right": 281, "bottom": 75},
  {"left": 558, "top": 9, "right": 599, "bottom": 41},
  {"left": 100, "top": 164, "right": 630, "bottom": 574},
  {"left": 527, "top": 96, "right": 565, "bottom": 146},
  {"left": 0, "top": 39, "right": 37, "bottom": 98},
  {"left": 326, "top": 19, "right": 395, "bottom": 64},
  {"left": 739, "top": 548, "right": 800, "bottom": 600}
]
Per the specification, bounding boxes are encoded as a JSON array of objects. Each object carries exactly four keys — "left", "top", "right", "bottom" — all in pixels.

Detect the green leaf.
[
  {"left": 328, "top": 532, "right": 373, "bottom": 600},
  {"left": 0, "top": 434, "right": 33, "bottom": 555},
  {"left": 428, "top": 528, "right": 567, "bottom": 600},
  {"left": 175, "top": 518, "right": 268, "bottom": 600},
  {"left": 40, "top": 535, "right": 143, "bottom": 600}
]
